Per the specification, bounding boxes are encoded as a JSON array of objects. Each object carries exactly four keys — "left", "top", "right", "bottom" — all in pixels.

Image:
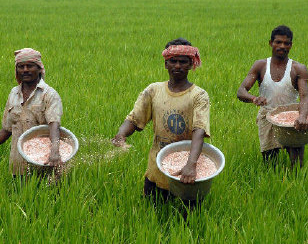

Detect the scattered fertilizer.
[
  {"left": 271, "top": 111, "right": 301, "bottom": 126},
  {"left": 161, "top": 151, "right": 217, "bottom": 179},
  {"left": 23, "top": 137, "right": 73, "bottom": 165}
]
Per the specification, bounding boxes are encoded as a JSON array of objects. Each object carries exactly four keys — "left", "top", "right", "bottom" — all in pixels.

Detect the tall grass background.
[{"left": 0, "top": 0, "right": 307, "bottom": 242}]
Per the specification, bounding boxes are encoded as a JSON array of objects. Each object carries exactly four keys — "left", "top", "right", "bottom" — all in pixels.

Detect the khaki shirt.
[
  {"left": 127, "top": 81, "right": 210, "bottom": 190},
  {"left": 2, "top": 79, "right": 62, "bottom": 175}
]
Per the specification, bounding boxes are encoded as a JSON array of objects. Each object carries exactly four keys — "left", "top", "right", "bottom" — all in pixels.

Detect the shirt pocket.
[
  {"left": 8, "top": 106, "right": 21, "bottom": 124},
  {"left": 30, "top": 104, "right": 46, "bottom": 124}
]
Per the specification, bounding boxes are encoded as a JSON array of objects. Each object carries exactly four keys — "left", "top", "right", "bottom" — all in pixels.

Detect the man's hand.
[
  {"left": 111, "top": 134, "right": 126, "bottom": 147},
  {"left": 173, "top": 128, "right": 205, "bottom": 184},
  {"left": 111, "top": 120, "right": 137, "bottom": 149},
  {"left": 252, "top": 96, "right": 267, "bottom": 106},
  {"left": 111, "top": 134, "right": 131, "bottom": 149},
  {"left": 45, "top": 144, "right": 62, "bottom": 166},
  {"left": 172, "top": 160, "right": 197, "bottom": 184},
  {"left": 294, "top": 117, "right": 308, "bottom": 131}
]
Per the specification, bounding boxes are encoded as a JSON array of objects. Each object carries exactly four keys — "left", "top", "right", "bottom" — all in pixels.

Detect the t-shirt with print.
[
  {"left": 126, "top": 81, "right": 210, "bottom": 190},
  {"left": 2, "top": 79, "right": 63, "bottom": 175}
]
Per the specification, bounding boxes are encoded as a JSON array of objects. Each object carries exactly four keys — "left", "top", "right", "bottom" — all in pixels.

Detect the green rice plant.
[{"left": 0, "top": 0, "right": 307, "bottom": 243}]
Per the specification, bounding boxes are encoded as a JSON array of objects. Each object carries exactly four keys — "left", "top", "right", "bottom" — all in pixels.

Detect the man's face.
[
  {"left": 165, "top": 56, "right": 192, "bottom": 80},
  {"left": 16, "top": 61, "right": 41, "bottom": 84},
  {"left": 270, "top": 35, "right": 292, "bottom": 59}
]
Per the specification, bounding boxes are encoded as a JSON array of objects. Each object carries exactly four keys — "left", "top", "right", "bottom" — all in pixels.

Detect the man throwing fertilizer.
[
  {"left": 112, "top": 38, "right": 210, "bottom": 199},
  {"left": 237, "top": 26, "right": 308, "bottom": 167}
]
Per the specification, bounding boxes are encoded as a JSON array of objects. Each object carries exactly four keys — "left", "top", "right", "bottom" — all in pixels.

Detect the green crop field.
[{"left": 0, "top": 0, "right": 308, "bottom": 243}]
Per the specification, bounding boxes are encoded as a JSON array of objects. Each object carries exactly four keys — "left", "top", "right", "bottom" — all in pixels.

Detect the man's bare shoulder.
[
  {"left": 292, "top": 60, "right": 308, "bottom": 73},
  {"left": 251, "top": 59, "right": 267, "bottom": 70}
]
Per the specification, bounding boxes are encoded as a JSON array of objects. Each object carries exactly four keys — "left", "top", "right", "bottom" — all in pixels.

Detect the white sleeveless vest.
[{"left": 259, "top": 57, "right": 298, "bottom": 109}]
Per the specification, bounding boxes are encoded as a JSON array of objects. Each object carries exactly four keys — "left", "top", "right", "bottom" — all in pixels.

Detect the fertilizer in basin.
[
  {"left": 270, "top": 111, "right": 301, "bottom": 126},
  {"left": 23, "top": 137, "right": 73, "bottom": 165},
  {"left": 160, "top": 151, "right": 217, "bottom": 179}
]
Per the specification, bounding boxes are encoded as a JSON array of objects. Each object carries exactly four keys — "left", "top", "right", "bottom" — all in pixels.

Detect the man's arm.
[
  {"left": 237, "top": 61, "right": 267, "bottom": 106},
  {"left": 42, "top": 87, "right": 63, "bottom": 166},
  {"left": 0, "top": 129, "right": 11, "bottom": 144},
  {"left": 294, "top": 64, "right": 308, "bottom": 130},
  {"left": 111, "top": 120, "right": 140, "bottom": 147},
  {"left": 46, "top": 122, "right": 61, "bottom": 166},
  {"left": 112, "top": 85, "right": 153, "bottom": 148},
  {"left": 172, "top": 128, "right": 205, "bottom": 184}
]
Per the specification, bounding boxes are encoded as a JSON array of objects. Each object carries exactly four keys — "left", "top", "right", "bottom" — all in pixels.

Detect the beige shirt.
[
  {"left": 127, "top": 81, "right": 210, "bottom": 190},
  {"left": 2, "top": 79, "right": 62, "bottom": 175}
]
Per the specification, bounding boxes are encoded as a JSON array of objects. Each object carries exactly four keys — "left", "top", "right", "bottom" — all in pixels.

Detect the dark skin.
[
  {"left": 171, "top": 128, "right": 205, "bottom": 183},
  {"left": 47, "top": 121, "right": 61, "bottom": 167},
  {"left": 112, "top": 55, "right": 206, "bottom": 184},
  {"left": 0, "top": 61, "right": 61, "bottom": 167},
  {"left": 237, "top": 35, "right": 308, "bottom": 167},
  {"left": 0, "top": 129, "right": 12, "bottom": 144}
]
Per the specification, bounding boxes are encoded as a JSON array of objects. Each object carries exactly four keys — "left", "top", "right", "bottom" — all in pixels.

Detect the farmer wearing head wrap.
[
  {"left": 0, "top": 48, "right": 63, "bottom": 177},
  {"left": 112, "top": 38, "right": 210, "bottom": 202},
  {"left": 14, "top": 48, "right": 46, "bottom": 84},
  {"left": 162, "top": 44, "right": 201, "bottom": 70}
]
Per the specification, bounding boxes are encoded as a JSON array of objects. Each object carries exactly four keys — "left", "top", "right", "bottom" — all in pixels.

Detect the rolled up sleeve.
[
  {"left": 2, "top": 95, "right": 13, "bottom": 132},
  {"left": 126, "top": 86, "right": 152, "bottom": 130},
  {"left": 192, "top": 90, "right": 210, "bottom": 137},
  {"left": 44, "top": 89, "right": 63, "bottom": 124}
]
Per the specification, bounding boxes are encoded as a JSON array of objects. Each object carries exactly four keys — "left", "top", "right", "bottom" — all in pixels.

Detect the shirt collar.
[
  {"left": 17, "top": 78, "right": 46, "bottom": 94},
  {"left": 36, "top": 79, "right": 47, "bottom": 90},
  {"left": 16, "top": 79, "right": 47, "bottom": 104}
]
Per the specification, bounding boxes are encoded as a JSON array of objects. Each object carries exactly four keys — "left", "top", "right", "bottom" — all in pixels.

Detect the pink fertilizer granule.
[
  {"left": 161, "top": 151, "right": 217, "bottom": 179},
  {"left": 23, "top": 137, "right": 73, "bottom": 165},
  {"left": 271, "top": 111, "right": 301, "bottom": 126}
]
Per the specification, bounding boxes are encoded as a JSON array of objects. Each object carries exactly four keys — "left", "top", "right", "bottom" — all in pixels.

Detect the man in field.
[
  {"left": 0, "top": 48, "right": 63, "bottom": 177},
  {"left": 112, "top": 38, "right": 210, "bottom": 200},
  {"left": 237, "top": 25, "right": 308, "bottom": 167}
]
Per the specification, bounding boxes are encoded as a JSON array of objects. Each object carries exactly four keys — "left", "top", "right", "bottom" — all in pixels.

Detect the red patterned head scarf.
[
  {"left": 14, "top": 48, "right": 45, "bottom": 84},
  {"left": 162, "top": 45, "right": 201, "bottom": 70}
]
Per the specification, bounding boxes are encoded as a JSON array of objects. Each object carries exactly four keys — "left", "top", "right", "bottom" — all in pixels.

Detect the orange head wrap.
[{"left": 162, "top": 45, "right": 201, "bottom": 70}]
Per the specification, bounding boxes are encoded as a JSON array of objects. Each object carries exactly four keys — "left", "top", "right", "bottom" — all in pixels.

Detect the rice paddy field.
[{"left": 0, "top": 0, "right": 308, "bottom": 243}]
